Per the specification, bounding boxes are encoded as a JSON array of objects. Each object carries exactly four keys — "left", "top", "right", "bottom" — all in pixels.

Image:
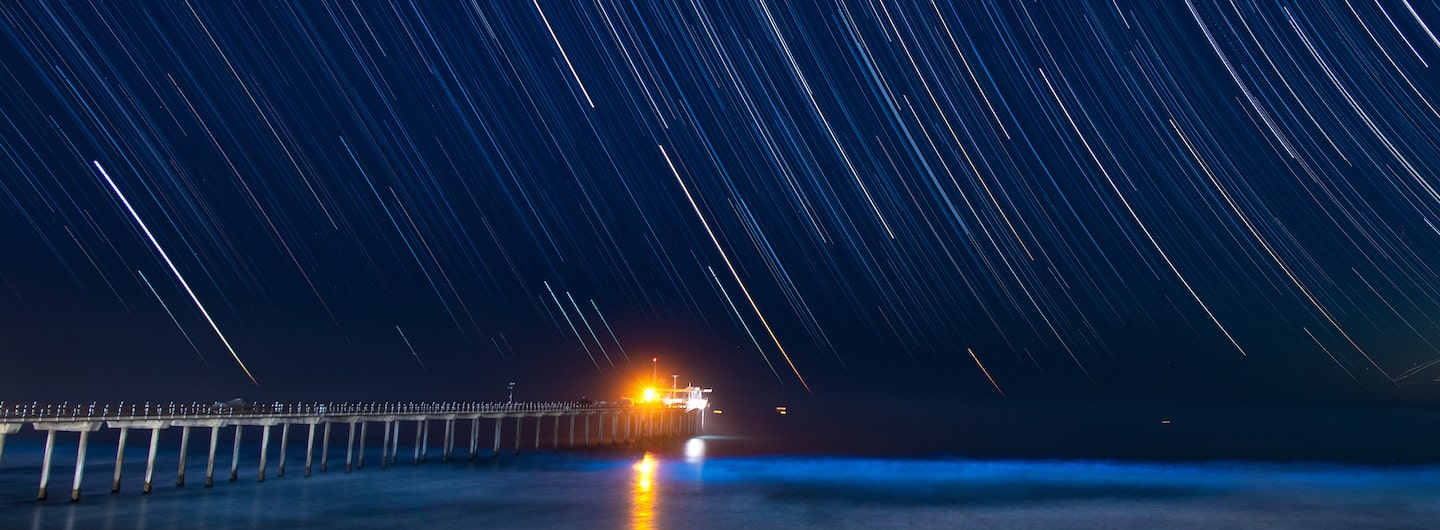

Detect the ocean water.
[{"left": 2, "top": 432, "right": 1440, "bottom": 529}]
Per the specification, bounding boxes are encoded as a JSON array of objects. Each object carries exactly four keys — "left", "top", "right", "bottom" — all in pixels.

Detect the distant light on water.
[{"left": 684, "top": 437, "right": 706, "bottom": 462}]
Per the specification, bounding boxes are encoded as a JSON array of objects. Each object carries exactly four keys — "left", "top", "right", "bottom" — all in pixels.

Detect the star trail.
[{"left": 2, "top": 0, "right": 1439, "bottom": 402}]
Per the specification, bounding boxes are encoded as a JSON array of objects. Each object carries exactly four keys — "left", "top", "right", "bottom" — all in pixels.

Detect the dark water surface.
[
  {"left": 3, "top": 403, "right": 1440, "bottom": 528},
  {"left": 1, "top": 436, "right": 1438, "bottom": 528}
]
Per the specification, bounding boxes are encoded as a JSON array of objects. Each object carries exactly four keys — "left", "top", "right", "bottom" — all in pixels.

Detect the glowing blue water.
[{"left": 2, "top": 435, "right": 1439, "bottom": 528}]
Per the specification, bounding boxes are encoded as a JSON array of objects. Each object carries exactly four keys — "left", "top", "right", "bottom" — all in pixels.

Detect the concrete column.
[
  {"left": 278, "top": 424, "right": 289, "bottom": 477},
  {"left": 145, "top": 428, "right": 162, "bottom": 492},
  {"left": 205, "top": 426, "right": 219, "bottom": 487},
  {"left": 513, "top": 416, "right": 522, "bottom": 454},
  {"left": 258, "top": 425, "right": 271, "bottom": 482},
  {"left": 344, "top": 422, "right": 356, "bottom": 473},
  {"left": 534, "top": 416, "right": 542, "bottom": 451},
  {"left": 321, "top": 422, "right": 331, "bottom": 472},
  {"left": 421, "top": 420, "right": 430, "bottom": 463},
  {"left": 304, "top": 423, "right": 315, "bottom": 477},
  {"left": 228, "top": 426, "right": 241, "bottom": 482},
  {"left": 380, "top": 421, "right": 390, "bottom": 469},
  {"left": 111, "top": 427, "right": 128, "bottom": 493},
  {"left": 625, "top": 412, "right": 632, "bottom": 443},
  {"left": 442, "top": 419, "right": 453, "bottom": 461},
  {"left": 390, "top": 421, "right": 400, "bottom": 465},
  {"left": 598, "top": 413, "right": 605, "bottom": 446},
  {"left": 176, "top": 426, "right": 190, "bottom": 487},
  {"left": 71, "top": 430, "right": 90, "bottom": 502},
  {"left": 612, "top": 414, "right": 619, "bottom": 443},
  {"left": 553, "top": 415, "right": 560, "bottom": 450},
  {"left": 584, "top": 415, "right": 590, "bottom": 447},
  {"left": 468, "top": 419, "right": 479, "bottom": 460},
  {"left": 412, "top": 421, "right": 422, "bottom": 465},
  {"left": 447, "top": 419, "right": 456, "bottom": 460},
  {"left": 492, "top": 418, "right": 502, "bottom": 457},
  {"left": 569, "top": 415, "right": 576, "bottom": 449},
  {"left": 37, "top": 429, "right": 55, "bottom": 501},
  {"left": 358, "top": 422, "right": 367, "bottom": 469}
]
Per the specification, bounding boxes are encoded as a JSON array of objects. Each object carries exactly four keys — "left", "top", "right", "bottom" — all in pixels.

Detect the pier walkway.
[{"left": 0, "top": 399, "right": 703, "bottom": 502}]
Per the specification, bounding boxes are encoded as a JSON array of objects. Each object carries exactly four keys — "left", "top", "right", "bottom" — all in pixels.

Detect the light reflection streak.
[{"left": 631, "top": 452, "right": 656, "bottom": 530}]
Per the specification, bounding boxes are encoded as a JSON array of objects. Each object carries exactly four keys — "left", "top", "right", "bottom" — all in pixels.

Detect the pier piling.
[
  {"left": 143, "top": 428, "right": 161, "bottom": 493},
  {"left": 344, "top": 422, "right": 355, "bottom": 473},
  {"left": 205, "top": 426, "right": 218, "bottom": 487},
  {"left": 36, "top": 430, "right": 54, "bottom": 501},
  {"left": 176, "top": 426, "right": 190, "bottom": 487},
  {"left": 320, "top": 423, "right": 331, "bottom": 473},
  {"left": 492, "top": 419, "right": 501, "bottom": 457},
  {"left": 277, "top": 424, "right": 289, "bottom": 477},
  {"left": 228, "top": 426, "right": 241, "bottom": 483},
  {"left": 258, "top": 424, "right": 271, "bottom": 482},
  {"left": 111, "top": 427, "right": 127, "bottom": 493},
  {"left": 70, "top": 430, "right": 89, "bottom": 502},
  {"left": 303, "top": 423, "right": 315, "bottom": 477}
]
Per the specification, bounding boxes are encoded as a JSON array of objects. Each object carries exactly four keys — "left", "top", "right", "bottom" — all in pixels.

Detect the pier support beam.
[
  {"left": 33, "top": 421, "right": 103, "bottom": 502},
  {"left": 468, "top": 419, "right": 479, "bottom": 460},
  {"left": 380, "top": 421, "right": 391, "bottom": 469},
  {"left": 206, "top": 426, "right": 219, "bottom": 487},
  {"left": 612, "top": 414, "right": 619, "bottom": 444},
  {"left": 534, "top": 416, "right": 542, "bottom": 451},
  {"left": 569, "top": 415, "right": 576, "bottom": 449},
  {"left": 514, "top": 416, "right": 522, "bottom": 454},
  {"left": 37, "top": 430, "right": 55, "bottom": 501},
  {"left": 176, "top": 426, "right": 190, "bottom": 487},
  {"left": 70, "top": 430, "right": 90, "bottom": 502},
  {"left": 553, "top": 415, "right": 560, "bottom": 450},
  {"left": 421, "top": 420, "right": 430, "bottom": 463},
  {"left": 584, "top": 415, "right": 590, "bottom": 447},
  {"left": 143, "top": 428, "right": 161, "bottom": 493},
  {"left": 344, "top": 422, "right": 356, "bottom": 473},
  {"left": 598, "top": 414, "right": 605, "bottom": 446},
  {"left": 413, "top": 421, "right": 422, "bottom": 465},
  {"left": 390, "top": 421, "right": 400, "bottom": 465},
  {"left": 304, "top": 423, "right": 315, "bottom": 477},
  {"left": 111, "top": 427, "right": 128, "bottom": 493},
  {"left": 320, "top": 423, "right": 331, "bottom": 473},
  {"left": 258, "top": 425, "right": 271, "bottom": 482},
  {"left": 492, "top": 418, "right": 502, "bottom": 457},
  {"left": 442, "top": 419, "right": 454, "bottom": 461},
  {"left": 358, "top": 422, "right": 367, "bottom": 469},
  {"left": 278, "top": 424, "right": 289, "bottom": 477},
  {"left": 228, "top": 426, "right": 242, "bottom": 482}
]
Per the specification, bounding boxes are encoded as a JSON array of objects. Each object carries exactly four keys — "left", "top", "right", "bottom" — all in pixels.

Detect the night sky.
[{"left": 3, "top": 0, "right": 1440, "bottom": 411}]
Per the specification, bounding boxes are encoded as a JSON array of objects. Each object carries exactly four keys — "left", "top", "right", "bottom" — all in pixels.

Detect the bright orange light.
[{"left": 641, "top": 387, "right": 658, "bottom": 402}]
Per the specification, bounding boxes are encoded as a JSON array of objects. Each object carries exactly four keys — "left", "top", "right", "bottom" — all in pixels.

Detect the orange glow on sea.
[{"left": 631, "top": 452, "right": 657, "bottom": 529}]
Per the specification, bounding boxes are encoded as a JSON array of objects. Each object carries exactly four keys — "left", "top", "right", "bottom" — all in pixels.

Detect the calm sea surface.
[{"left": 2, "top": 430, "right": 1440, "bottom": 529}]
